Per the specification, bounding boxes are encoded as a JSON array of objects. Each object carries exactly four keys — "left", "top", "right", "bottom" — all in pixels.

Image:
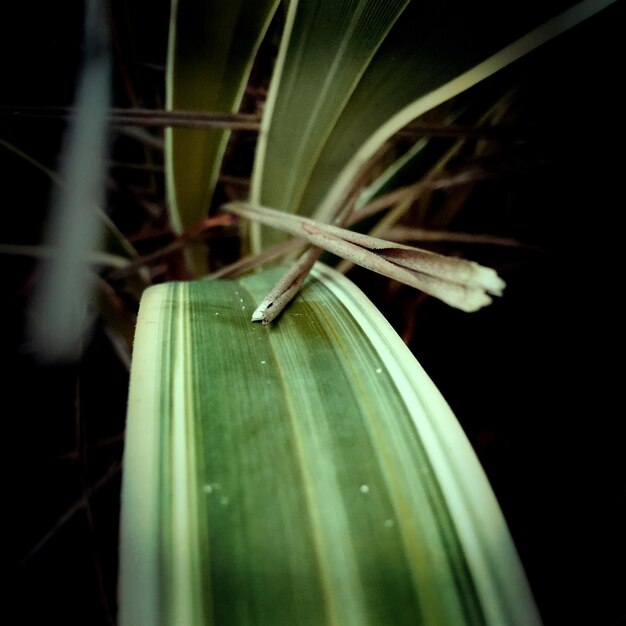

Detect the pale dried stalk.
[
  {"left": 223, "top": 202, "right": 504, "bottom": 321},
  {"left": 337, "top": 93, "right": 518, "bottom": 276},
  {"left": 0, "top": 243, "right": 130, "bottom": 269},
  {"left": 242, "top": 150, "right": 383, "bottom": 320},
  {"left": 249, "top": 248, "right": 322, "bottom": 323},
  {"left": 381, "top": 226, "right": 533, "bottom": 249}
]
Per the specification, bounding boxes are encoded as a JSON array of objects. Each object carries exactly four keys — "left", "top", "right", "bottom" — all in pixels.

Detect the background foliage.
[{"left": 5, "top": 1, "right": 624, "bottom": 624}]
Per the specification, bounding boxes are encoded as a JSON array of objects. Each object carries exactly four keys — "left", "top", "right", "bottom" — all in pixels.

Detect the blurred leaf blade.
[
  {"left": 119, "top": 264, "right": 540, "bottom": 625},
  {"left": 165, "top": 0, "right": 280, "bottom": 275},
  {"left": 29, "top": 0, "right": 111, "bottom": 361}
]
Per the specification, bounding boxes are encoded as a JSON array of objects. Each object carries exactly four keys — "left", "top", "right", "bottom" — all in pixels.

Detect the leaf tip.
[
  {"left": 251, "top": 303, "right": 270, "bottom": 324},
  {"left": 474, "top": 264, "right": 506, "bottom": 297}
]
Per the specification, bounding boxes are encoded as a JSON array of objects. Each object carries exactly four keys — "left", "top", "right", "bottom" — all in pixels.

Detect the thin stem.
[
  {"left": 18, "top": 461, "right": 122, "bottom": 567},
  {"left": 0, "top": 106, "right": 261, "bottom": 130},
  {"left": 1, "top": 105, "right": 534, "bottom": 138},
  {"left": 108, "top": 214, "right": 236, "bottom": 280}
]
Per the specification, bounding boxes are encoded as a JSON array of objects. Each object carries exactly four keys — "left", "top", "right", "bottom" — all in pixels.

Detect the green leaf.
[
  {"left": 119, "top": 264, "right": 540, "bottom": 625},
  {"left": 251, "top": 0, "right": 615, "bottom": 249},
  {"left": 165, "top": 0, "right": 280, "bottom": 275},
  {"left": 313, "top": 0, "right": 615, "bottom": 224},
  {"left": 251, "top": 0, "right": 411, "bottom": 250}
]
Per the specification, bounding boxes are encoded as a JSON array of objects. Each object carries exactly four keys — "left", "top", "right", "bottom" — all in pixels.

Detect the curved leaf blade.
[
  {"left": 119, "top": 264, "right": 540, "bottom": 625},
  {"left": 249, "top": 0, "right": 615, "bottom": 247},
  {"left": 312, "top": 0, "right": 616, "bottom": 223},
  {"left": 250, "top": 0, "right": 411, "bottom": 250},
  {"left": 165, "top": 0, "right": 280, "bottom": 273}
]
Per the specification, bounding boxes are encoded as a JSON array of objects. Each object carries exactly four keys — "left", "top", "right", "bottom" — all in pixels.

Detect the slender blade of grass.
[{"left": 165, "top": 0, "right": 280, "bottom": 275}]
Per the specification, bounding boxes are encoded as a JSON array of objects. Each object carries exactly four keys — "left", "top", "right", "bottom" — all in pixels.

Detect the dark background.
[{"left": 5, "top": 1, "right": 624, "bottom": 624}]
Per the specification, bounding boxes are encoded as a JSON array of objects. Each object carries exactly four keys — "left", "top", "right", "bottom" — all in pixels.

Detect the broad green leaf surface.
[
  {"left": 165, "top": 0, "right": 280, "bottom": 274},
  {"left": 119, "top": 264, "right": 540, "bottom": 625}
]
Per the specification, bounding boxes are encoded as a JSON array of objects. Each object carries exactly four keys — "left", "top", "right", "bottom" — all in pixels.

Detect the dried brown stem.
[
  {"left": 223, "top": 202, "right": 505, "bottom": 317},
  {"left": 0, "top": 106, "right": 261, "bottom": 130},
  {"left": 109, "top": 214, "right": 236, "bottom": 280}
]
